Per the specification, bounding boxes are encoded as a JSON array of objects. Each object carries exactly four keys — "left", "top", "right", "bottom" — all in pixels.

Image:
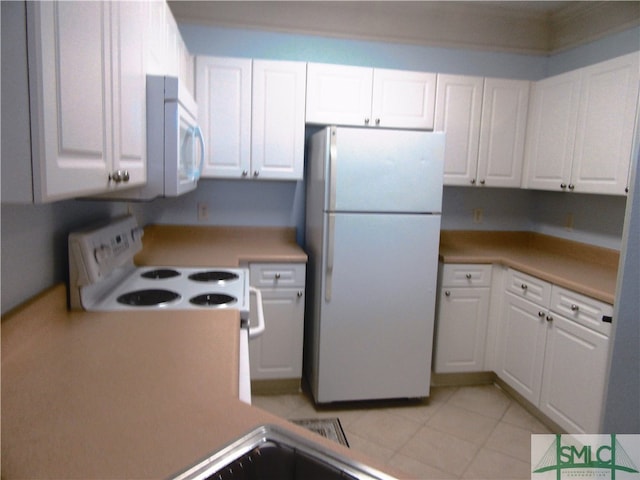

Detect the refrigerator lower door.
[{"left": 314, "top": 212, "right": 440, "bottom": 403}]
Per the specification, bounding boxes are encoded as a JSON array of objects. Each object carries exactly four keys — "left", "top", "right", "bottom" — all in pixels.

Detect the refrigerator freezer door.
[
  {"left": 326, "top": 127, "right": 444, "bottom": 213},
  {"left": 315, "top": 212, "right": 440, "bottom": 403}
]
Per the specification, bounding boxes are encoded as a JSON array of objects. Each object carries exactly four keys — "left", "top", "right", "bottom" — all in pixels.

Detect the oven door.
[{"left": 164, "top": 97, "right": 205, "bottom": 197}]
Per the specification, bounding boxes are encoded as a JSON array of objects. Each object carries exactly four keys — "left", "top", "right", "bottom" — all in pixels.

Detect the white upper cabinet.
[
  {"left": 371, "top": 68, "right": 437, "bottom": 129},
  {"left": 524, "top": 52, "right": 640, "bottom": 195},
  {"left": 196, "top": 57, "right": 306, "bottom": 180},
  {"left": 110, "top": 1, "right": 147, "bottom": 188},
  {"left": 306, "top": 63, "right": 436, "bottom": 129},
  {"left": 477, "top": 78, "right": 530, "bottom": 187},
  {"left": 251, "top": 60, "right": 306, "bottom": 180},
  {"left": 196, "top": 57, "right": 252, "bottom": 179},
  {"left": 435, "top": 74, "right": 484, "bottom": 186},
  {"left": 14, "top": 1, "right": 146, "bottom": 202},
  {"left": 436, "top": 75, "right": 529, "bottom": 187}
]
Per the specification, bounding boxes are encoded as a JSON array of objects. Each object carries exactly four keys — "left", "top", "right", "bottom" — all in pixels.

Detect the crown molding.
[{"left": 168, "top": 1, "right": 639, "bottom": 55}]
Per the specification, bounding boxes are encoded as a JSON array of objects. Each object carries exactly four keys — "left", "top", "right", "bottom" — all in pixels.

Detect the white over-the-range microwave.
[{"left": 101, "top": 75, "right": 204, "bottom": 201}]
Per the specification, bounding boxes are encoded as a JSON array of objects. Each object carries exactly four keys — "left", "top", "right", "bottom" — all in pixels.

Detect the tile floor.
[{"left": 253, "top": 384, "right": 552, "bottom": 479}]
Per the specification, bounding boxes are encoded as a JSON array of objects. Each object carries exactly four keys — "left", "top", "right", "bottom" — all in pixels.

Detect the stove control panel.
[{"left": 69, "top": 216, "right": 143, "bottom": 286}]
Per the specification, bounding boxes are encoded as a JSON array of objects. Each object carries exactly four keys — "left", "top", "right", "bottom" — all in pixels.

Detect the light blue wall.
[{"left": 181, "top": 24, "right": 547, "bottom": 79}]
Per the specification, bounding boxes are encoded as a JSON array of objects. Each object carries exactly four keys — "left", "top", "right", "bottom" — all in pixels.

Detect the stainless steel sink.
[{"left": 170, "top": 424, "right": 398, "bottom": 480}]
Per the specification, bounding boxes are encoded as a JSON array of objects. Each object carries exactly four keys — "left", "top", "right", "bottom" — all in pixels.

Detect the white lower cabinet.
[
  {"left": 497, "top": 268, "right": 612, "bottom": 433},
  {"left": 249, "top": 263, "right": 306, "bottom": 381},
  {"left": 434, "top": 264, "right": 491, "bottom": 373}
]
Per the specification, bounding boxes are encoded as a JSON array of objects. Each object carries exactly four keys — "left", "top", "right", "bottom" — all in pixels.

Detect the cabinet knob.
[
  {"left": 538, "top": 311, "right": 546, "bottom": 317},
  {"left": 109, "top": 170, "right": 130, "bottom": 183},
  {"left": 560, "top": 183, "right": 567, "bottom": 189},
  {"left": 480, "top": 179, "right": 485, "bottom": 185},
  {"left": 571, "top": 304, "right": 579, "bottom": 311},
  {"left": 626, "top": 187, "right": 629, "bottom": 193},
  {"left": 297, "top": 290, "right": 303, "bottom": 298},
  {"left": 242, "top": 170, "right": 249, "bottom": 177},
  {"left": 521, "top": 284, "right": 528, "bottom": 290},
  {"left": 445, "top": 290, "right": 451, "bottom": 297},
  {"left": 375, "top": 118, "right": 381, "bottom": 125},
  {"left": 253, "top": 170, "right": 260, "bottom": 177},
  {"left": 465, "top": 273, "right": 472, "bottom": 279},
  {"left": 274, "top": 273, "right": 281, "bottom": 280},
  {"left": 568, "top": 184, "right": 575, "bottom": 190},
  {"left": 364, "top": 118, "right": 370, "bottom": 125},
  {"left": 546, "top": 315, "right": 554, "bottom": 322},
  {"left": 470, "top": 179, "right": 476, "bottom": 185}
]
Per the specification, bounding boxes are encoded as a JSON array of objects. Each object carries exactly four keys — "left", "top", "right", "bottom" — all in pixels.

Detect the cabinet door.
[
  {"left": 371, "top": 69, "right": 436, "bottom": 129},
  {"left": 539, "top": 314, "right": 609, "bottom": 433},
  {"left": 251, "top": 60, "right": 306, "bottom": 180},
  {"left": 477, "top": 78, "right": 530, "bottom": 187},
  {"left": 145, "top": 0, "right": 167, "bottom": 75},
  {"left": 110, "top": 0, "right": 146, "bottom": 189},
  {"left": 523, "top": 70, "right": 581, "bottom": 192},
  {"left": 435, "top": 74, "right": 484, "bottom": 186},
  {"left": 497, "top": 292, "right": 547, "bottom": 405},
  {"left": 27, "top": 1, "right": 112, "bottom": 201},
  {"left": 306, "top": 63, "right": 373, "bottom": 126},
  {"left": 196, "top": 57, "right": 251, "bottom": 178},
  {"left": 434, "top": 287, "right": 490, "bottom": 373},
  {"left": 571, "top": 52, "right": 640, "bottom": 195},
  {"left": 249, "top": 288, "right": 305, "bottom": 380}
]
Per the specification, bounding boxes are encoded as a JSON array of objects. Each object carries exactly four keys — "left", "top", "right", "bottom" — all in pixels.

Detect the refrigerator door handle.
[
  {"left": 329, "top": 126, "right": 338, "bottom": 211},
  {"left": 325, "top": 213, "right": 335, "bottom": 302}
]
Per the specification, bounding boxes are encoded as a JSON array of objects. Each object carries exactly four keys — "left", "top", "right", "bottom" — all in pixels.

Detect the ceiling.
[{"left": 168, "top": 1, "right": 640, "bottom": 54}]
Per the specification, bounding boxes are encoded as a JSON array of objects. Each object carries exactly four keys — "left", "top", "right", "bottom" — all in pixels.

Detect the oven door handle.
[{"left": 248, "top": 286, "right": 265, "bottom": 339}]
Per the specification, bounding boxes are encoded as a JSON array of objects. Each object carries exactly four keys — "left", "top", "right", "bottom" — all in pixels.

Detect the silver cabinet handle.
[
  {"left": 561, "top": 183, "right": 567, "bottom": 189},
  {"left": 470, "top": 178, "right": 476, "bottom": 185},
  {"left": 364, "top": 118, "right": 370, "bottom": 125},
  {"left": 445, "top": 291, "right": 451, "bottom": 297},
  {"left": 274, "top": 273, "right": 281, "bottom": 280},
  {"left": 465, "top": 273, "right": 472, "bottom": 279},
  {"left": 538, "top": 311, "right": 546, "bottom": 317},
  {"left": 521, "top": 284, "right": 528, "bottom": 290},
  {"left": 571, "top": 304, "right": 579, "bottom": 311},
  {"left": 109, "top": 170, "right": 130, "bottom": 183},
  {"left": 480, "top": 179, "right": 485, "bottom": 185},
  {"left": 546, "top": 315, "right": 553, "bottom": 322},
  {"left": 242, "top": 170, "right": 249, "bottom": 177},
  {"left": 375, "top": 118, "right": 381, "bottom": 125},
  {"left": 253, "top": 170, "right": 260, "bottom": 177},
  {"left": 297, "top": 290, "right": 303, "bottom": 298},
  {"left": 568, "top": 184, "right": 575, "bottom": 190}
]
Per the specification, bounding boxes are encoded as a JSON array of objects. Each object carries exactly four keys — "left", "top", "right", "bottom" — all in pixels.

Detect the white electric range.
[{"left": 68, "top": 215, "right": 263, "bottom": 404}]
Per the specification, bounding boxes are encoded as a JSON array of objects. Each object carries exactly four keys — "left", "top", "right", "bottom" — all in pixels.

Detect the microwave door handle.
[{"left": 194, "top": 125, "right": 205, "bottom": 179}]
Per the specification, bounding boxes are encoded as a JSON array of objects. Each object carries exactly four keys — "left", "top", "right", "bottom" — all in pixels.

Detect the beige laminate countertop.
[
  {"left": 134, "top": 224, "right": 308, "bottom": 267},
  {"left": 2, "top": 226, "right": 400, "bottom": 479},
  {"left": 439, "top": 231, "right": 620, "bottom": 304}
]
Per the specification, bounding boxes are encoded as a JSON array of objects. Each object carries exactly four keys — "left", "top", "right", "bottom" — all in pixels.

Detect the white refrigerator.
[{"left": 304, "top": 126, "right": 445, "bottom": 403}]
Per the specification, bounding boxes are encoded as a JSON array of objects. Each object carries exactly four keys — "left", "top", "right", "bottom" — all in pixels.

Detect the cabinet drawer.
[
  {"left": 441, "top": 264, "right": 492, "bottom": 287},
  {"left": 550, "top": 286, "right": 613, "bottom": 336},
  {"left": 505, "top": 269, "right": 551, "bottom": 306},
  {"left": 250, "top": 263, "right": 306, "bottom": 288}
]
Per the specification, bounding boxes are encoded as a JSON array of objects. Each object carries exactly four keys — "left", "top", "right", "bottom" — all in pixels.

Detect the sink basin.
[{"left": 170, "top": 424, "right": 397, "bottom": 480}]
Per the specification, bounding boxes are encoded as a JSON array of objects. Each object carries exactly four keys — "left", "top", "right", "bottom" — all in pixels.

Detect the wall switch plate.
[
  {"left": 197, "top": 202, "right": 209, "bottom": 221},
  {"left": 473, "top": 208, "right": 483, "bottom": 224}
]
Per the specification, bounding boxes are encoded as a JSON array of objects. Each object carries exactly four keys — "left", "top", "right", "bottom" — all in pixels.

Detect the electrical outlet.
[
  {"left": 197, "top": 202, "right": 209, "bottom": 221},
  {"left": 565, "top": 213, "right": 574, "bottom": 231},
  {"left": 473, "top": 208, "right": 483, "bottom": 224}
]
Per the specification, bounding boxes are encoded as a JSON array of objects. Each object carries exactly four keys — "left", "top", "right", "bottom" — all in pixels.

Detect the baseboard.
[
  {"left": 494, "top": 378, "right": 564, "bottom": 434},
  {"left": 431, "top": 371, "right": 496, "bottom": 387},
  {"left": 251, "top": 378, "right": 302, "bottom": 395}
]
